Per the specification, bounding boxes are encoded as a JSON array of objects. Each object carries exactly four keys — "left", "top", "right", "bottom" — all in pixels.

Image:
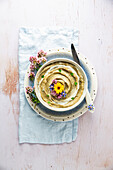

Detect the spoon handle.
[
  {"left": 85, "top": 88, "right": 95, "bottom": 113},
  {"left": 71, "top": 44, "right": 95, "bottom": 113}
]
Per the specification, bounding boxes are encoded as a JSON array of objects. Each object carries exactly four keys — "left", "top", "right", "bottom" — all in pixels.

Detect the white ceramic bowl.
[{"left": 34, "top": 58, "right": 87, "bottom": 112}]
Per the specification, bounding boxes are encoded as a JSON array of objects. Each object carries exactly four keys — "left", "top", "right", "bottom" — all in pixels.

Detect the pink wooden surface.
[{"left": 0, "top": 0, "right": 113, "bottom": 169}]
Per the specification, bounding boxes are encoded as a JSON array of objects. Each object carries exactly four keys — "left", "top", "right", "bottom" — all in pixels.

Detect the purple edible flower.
[
  {"left": 61, "top": 91, "right": 67, "bottom": 97},
  {"left": 49, "top": 84, "right": 54, "bottom": 91},
  {"left": 88, "top": 104, "right": 94, "bottom": 111}
]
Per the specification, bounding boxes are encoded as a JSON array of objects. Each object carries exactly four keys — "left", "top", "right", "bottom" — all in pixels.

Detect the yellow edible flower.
[{"left": 54, "top": 82, "right": 64, "bottom": 94}]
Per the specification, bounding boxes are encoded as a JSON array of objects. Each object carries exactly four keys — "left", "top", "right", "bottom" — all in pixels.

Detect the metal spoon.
[{"left": 71, "top": 43, "right": 95, "bottom": 113}]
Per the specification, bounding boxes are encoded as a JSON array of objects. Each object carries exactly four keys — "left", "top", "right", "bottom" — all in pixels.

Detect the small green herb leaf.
[
  {"left": 74, "top": 82, "right": 77, "bottom": 86},
  {"left": 41, "top": 75, "right": 44, "bottom": 78},
  {"left": 59, "top": 69, "right": 61, "bottom": 72},
  {"left": 47, "top": 94, "right": 49, "bottom": 97},
  {"left": 70, "top": 73, "right": 73, "bottom": 76},
  {"left": 71, "top": 97, "right": 75, "bottom": 100},
  {"left": 48, "top": 101, "right": 50, "bottom": 104}
]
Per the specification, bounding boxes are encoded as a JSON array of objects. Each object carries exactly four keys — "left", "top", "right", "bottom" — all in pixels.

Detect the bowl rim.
[{"left": 34, "top": 57, "right": 87, "bottom": 112}]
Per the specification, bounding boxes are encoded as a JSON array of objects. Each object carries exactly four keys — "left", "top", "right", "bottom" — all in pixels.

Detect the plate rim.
[{"left": 24, "top": 48, "right": 98, "bottom": 122}]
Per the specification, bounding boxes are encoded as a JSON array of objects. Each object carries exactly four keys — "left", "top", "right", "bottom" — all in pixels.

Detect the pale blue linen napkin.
[{"left": 18, "top": 27, "right": 79, "bottom": 144}]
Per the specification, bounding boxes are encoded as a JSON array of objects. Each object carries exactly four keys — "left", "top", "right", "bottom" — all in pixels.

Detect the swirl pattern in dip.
[{"left": 36, "top": 61, "right": 85, "bottom": 108}]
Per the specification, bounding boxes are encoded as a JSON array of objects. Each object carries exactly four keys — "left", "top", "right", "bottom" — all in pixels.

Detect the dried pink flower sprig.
[
  {"left": 29, "top": 56, "right": 47, "bottom": 65},
  {"left": 30, "top": 63, "right": 36, "bottom": 71},
  {"left": 26, "top": 86, "right": 40, "bottom": 105},
  {"left": 26, "top": 86, "right": 33, "bottom": 94},
  {"left": 29, "top": 56, "right": 37, "bottom": 63},
  {"left": 37, "top": 50, "right": 47, "bottom": 58},
  {"left": 29, "top": 50, "right": 47, "bottom": 71},
  {"left": 28, "top": 72, "right": 35, "bottom": 81},
  {"left": 28, "top": 50, "right": 47, "bottom": 81}
]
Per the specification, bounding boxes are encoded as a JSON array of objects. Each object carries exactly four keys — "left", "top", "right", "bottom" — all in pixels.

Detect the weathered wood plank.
[{"left": 0, "top": 0, "right": 113, "bottom": 169}]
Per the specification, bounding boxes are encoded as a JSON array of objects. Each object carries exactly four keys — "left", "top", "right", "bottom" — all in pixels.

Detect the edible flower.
[
  {"left": 88, "top": 104, "right": 94, "bottom": 111},
  {"left": 49, "top": 84, "right": 54, "bottom": 91},
  {"left": 57, "top": 94, "right": 62, "bottom": 99},
  {"left": 54, "top": 82, "right": 64, "bottom": 94},
  {"left": 61, "top": 91, "right": 67, "bottom": 97},
  {"left": 52, "top": 79, "right": 57, "bottom": 84},
  {"left": 50, "top": 90, "right": 57, "bottom": 96}
]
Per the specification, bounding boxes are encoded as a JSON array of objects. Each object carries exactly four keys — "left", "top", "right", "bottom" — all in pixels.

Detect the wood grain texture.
[{"left": 0, "top": 0, "right": 113, "bottom": 170}]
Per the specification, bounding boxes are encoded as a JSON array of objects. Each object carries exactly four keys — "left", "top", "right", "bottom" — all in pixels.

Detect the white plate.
[{"left": 24, "top": 48, "right": 97, "bottom": 122}]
